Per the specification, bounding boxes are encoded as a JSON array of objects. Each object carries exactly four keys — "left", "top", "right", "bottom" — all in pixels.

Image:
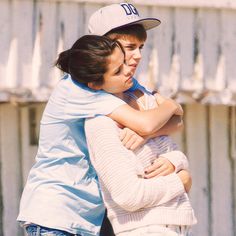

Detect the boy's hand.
[
  {"left": 119, "top": 127, "right": 146, "bottom": 151},
  {"left": 144, "top": 157, "right": 175, "bottom": 178},
  {"left": 177, "top": 170, "right": 192, "bottom": 193}
]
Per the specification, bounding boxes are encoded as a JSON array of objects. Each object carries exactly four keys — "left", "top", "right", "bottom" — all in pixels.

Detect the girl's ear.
[{"left": 87, "top": 82, "right": 102, "bottom": 90}]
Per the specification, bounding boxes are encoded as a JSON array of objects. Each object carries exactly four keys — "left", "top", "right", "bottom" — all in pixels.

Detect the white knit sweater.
[
  {"left": 85, "top": 116, "right": 197, "bottom": 235},
  {"left": 85, "top": 86, "right": 196, "bottom": 234}
]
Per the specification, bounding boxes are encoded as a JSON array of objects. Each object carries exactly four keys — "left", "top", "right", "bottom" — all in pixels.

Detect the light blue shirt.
[{"left": 17, "top": 75, "right": 126, "bottom": 236}]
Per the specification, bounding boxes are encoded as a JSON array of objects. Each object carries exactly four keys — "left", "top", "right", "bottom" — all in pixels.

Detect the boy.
[
  {"left": 87, "top": 3, "right": 191, "bottom": 235},
  {"left": 88, "top": 2, "right": 183, "bottom": 172}
]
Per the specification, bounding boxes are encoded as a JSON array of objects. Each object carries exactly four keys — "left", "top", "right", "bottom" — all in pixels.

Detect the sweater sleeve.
[
  {"left": 85, "top": 116, "right": 185, "bottom": 212},
  {"left": 150, "top": 136, "right": 189, "bottom": 173},
  {"left": 160, "top": 151, "right": 189, "bottom": 173}
]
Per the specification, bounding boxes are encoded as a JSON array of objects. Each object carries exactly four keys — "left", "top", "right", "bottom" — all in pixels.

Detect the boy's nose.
[{"left": 133, "top": 49, "right": 142, "bottom": 60}]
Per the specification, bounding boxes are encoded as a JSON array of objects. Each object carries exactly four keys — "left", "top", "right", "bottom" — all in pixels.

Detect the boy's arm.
[
  {"left": 144, "top": 151, "right": 190, "bottom": 179},
  {"left": 119, "top": 127, "right": 190, "bottom": 180},
  {"left": 85, "top": 116, "right": 187, "bottom": 212}
]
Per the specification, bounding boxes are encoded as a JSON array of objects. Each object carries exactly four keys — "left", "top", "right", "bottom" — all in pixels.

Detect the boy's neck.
[{"left": 114, "top": 92, "right": 124, "bottom": 99}]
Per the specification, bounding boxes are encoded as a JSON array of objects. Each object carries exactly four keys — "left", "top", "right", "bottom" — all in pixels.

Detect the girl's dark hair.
[
  {"left": 105, "top": 24, "right": 147, "bottom": 42},
  {"left": 55, "top": 35, "right": 124, "bottom": 86}
]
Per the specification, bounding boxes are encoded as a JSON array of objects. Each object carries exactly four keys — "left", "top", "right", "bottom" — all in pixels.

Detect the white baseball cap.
[{"left": 88, "top": 2, "right": 161, "bottom": 35}]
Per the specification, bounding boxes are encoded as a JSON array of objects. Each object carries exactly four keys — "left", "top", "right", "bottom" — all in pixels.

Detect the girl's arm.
[
  {"left": 108, "top": 99, "right": 182, "bottom": 136},
  {"left": 151, "top": 92, "right": 184, "bottom": 136},
  {"left": 143, "top": 114, "right": 183, "bottom": 138}
]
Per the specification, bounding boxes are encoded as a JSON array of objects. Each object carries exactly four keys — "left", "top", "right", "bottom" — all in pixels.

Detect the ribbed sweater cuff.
[
  {"left": 160, "top": 151, "right": 189, "bottom": 173},
  {"left": 111, "top": 206, "right": 197, "bottom": 234},
  {"left": 163, "top": 173, "right": 185, "bottom": 201}
]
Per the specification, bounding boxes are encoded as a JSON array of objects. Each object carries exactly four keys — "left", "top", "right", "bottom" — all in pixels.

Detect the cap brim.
[
  {"left": 113, "top": 18, "right": 161, "bottom": 32},
  {"left": 137, "top": 18, "right": 161, "bottom": 30}
]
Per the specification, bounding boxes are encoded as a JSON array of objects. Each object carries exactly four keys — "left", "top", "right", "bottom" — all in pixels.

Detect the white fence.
[
  {"left": 0, "top": 103, "right": 235, "bottom": 236},
  {"left": 1, "top": 0, "right": 236, "bottom": 104},
  {"left": 0, "top": 0, "right": 236, "bottom": 235}
]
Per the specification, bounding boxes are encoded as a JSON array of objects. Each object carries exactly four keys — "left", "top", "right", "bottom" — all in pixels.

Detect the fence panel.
[
  {"left": 184, "top": 104, "right": 210, "bottom": 236},
  {"left": 210, "top": 106, "right": 234, "bottom": 236},
  {"left": 0, "top": 104, "right": 23, "bottom": 236}
]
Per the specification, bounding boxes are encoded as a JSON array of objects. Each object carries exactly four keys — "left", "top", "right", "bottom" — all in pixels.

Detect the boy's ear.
[{"left": 87, "top": 82, "right": 102, "bottom": 90}]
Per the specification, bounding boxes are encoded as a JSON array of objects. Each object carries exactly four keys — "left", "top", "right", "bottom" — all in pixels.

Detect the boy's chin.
[
  {"left": 127, "top": 83, "right": 134, "bottom": 90},
  {"left": 131, "top": 68, "right": 136, "bottom": 74}
]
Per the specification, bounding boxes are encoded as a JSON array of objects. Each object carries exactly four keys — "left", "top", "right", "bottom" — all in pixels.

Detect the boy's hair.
[
  {"left": 105, "top": 24, "right": 147, "bottom": 42},
  {"left": 55, "top": 35, "right": 125, "bottom": 86}
]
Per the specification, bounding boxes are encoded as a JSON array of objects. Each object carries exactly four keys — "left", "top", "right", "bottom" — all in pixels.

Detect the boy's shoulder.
[{"left": 129, "top": 78, "right": 153, "bottom": 95}]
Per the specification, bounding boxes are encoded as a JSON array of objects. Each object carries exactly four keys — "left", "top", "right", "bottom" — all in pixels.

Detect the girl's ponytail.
[{"left": 55, "top": 49, "right": 71, "bottom": 73}]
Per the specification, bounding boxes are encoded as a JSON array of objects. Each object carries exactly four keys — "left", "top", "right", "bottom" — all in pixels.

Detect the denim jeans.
[{"left": 26, "top": 225, "right": 81, "bottom": 236}]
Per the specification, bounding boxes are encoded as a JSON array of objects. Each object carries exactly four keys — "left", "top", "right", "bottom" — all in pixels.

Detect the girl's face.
[
  {"left": 117, "top": 37, "right": 145, "bottom": 76},
  {"left": 98, "top": 46, "right": 133, "bottom": 94}
]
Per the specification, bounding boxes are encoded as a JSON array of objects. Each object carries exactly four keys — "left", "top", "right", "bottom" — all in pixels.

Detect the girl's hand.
[
  {"left": 119, "top": 127, "right": 146, "bottom": 151},
  {"left": 154, "top": 92, "right": 183, "bottom": 116},
  {"left": 144, "top": 157, "right": 175, "bottom": 178},
  {"left": 174, "top": 103, "right": 184, "bottom": 116}
]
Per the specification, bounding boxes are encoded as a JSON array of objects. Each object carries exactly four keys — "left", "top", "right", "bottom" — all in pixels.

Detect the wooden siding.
[
  {"left": 0, "top": 104, "right": 235, "bottom": 235},
  {"left": 0, "top": 0, "right": 236, "bottom": 104}
]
